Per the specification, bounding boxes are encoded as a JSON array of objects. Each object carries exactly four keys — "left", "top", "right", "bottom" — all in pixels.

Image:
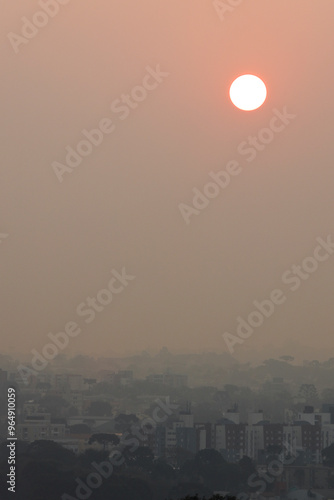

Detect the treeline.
[{"left": 0, "top": 440, "right": 258, "bottom": 500}]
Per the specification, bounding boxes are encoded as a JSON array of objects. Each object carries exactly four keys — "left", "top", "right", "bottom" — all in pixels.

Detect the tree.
[
  {"left": 322, "top": 443, "right": 334, "bottom": 467},
  {"left": 323, "top": 358, "right": 334, "bottom": 368},
  {"left": 168, "top": 484, "right": 215, "bottom": 499},
  {"left": 195, "top": 449, "right": 225, "bottom": 467},
  {"left": 280, "top": 355, "right": 294, "bottom": 362},
  {"left": 167, "top": 446, "right": 195, "bottom": 468},
  {"left": 88, "top": 433, "right": 120, "bottom": 450},
  {"left": 0, "top": 440, "right": 29, "bottom": 461},
  {"left": 321, "top": 388, "right": 334, "bottom": 402},
  {"left": 238, "top": 455, "right": 256, "bottom": 484},
  {"left": 27, "top": 440, "right": 76, "bottom": 464},
  {"left": 177, "top": 497, "right": 235, "bottom": 500},
  {"left": 180, "top": 449, "right": 240, "bottom": 492},
  {"left": 298, "top": 384, "right": 319, "bottom": 405},
  {"left": 124, "top": 446, "right": 154, "bottom": 471},
  {"left": 78, "top": 448, "right": 109, "bottom": 466},
  {"left": 151, "top": 459, "right": 175, "bottom": 481},
  {"left": 180, "top": 449, "right": 225, "bottom": 479},
  {"left": 115, "top": 413, "right": 139, "bottom": 433}
]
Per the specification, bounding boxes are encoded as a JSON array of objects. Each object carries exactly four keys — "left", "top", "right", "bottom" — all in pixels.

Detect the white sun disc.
[{"left": 229, "top": 74, "right": 267, "bottom": 111}]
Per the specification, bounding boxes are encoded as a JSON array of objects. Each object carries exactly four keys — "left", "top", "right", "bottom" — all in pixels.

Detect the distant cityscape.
[{"left": 1, "top": 353, "right": 334, "bottom": 498}]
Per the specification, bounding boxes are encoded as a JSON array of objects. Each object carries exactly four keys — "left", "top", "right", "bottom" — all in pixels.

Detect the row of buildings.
[
  {"left": 12, "top": 402, "right": 334, "bottom": 467},
  {"left": 148, "top": 406, "right": 334, "bottom": 465},
  {"left": 2, "top": 368, "right": 334, "bottom": 466}
]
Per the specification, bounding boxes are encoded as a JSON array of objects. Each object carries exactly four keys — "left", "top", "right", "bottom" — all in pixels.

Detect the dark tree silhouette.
[
  {"left": 178, "top": 497, "right": 235, "bottom": 500},
  {"left": 114, "top": 413, "right": 140, "bottom": 433},
  {"left": 88, "top": 432, "right": 120, "bottom": 450},
  {"left": 238, "top": 455, "right": 256, "bottom": 484},
  {"left": 124, "top": 445, "right": 155, "bottom": 471},
  {"left": 322, "top": 443, "right": 334, "bottom": 466}
]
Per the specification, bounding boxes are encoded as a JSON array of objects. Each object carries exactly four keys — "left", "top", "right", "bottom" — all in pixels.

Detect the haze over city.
[
  {"left": 2, "top": 3, "right": 334, "bottom": 499},
  {"left": 2, "top": 1, "right": 334, "bottom": 363}
]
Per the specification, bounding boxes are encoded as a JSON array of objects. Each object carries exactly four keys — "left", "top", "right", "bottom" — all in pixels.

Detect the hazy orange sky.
[{"left": 1, "top": 0, "right": 334, "bottom": 363}]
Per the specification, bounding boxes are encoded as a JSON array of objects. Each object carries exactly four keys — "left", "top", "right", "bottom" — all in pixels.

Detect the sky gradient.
[{"left": 1, "top": 0, "right": 334, "bottom": 363}]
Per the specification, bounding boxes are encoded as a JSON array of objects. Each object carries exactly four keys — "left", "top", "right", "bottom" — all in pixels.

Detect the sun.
[{"left": 229, "top": 75, "right": 267, "bottom": 111}]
